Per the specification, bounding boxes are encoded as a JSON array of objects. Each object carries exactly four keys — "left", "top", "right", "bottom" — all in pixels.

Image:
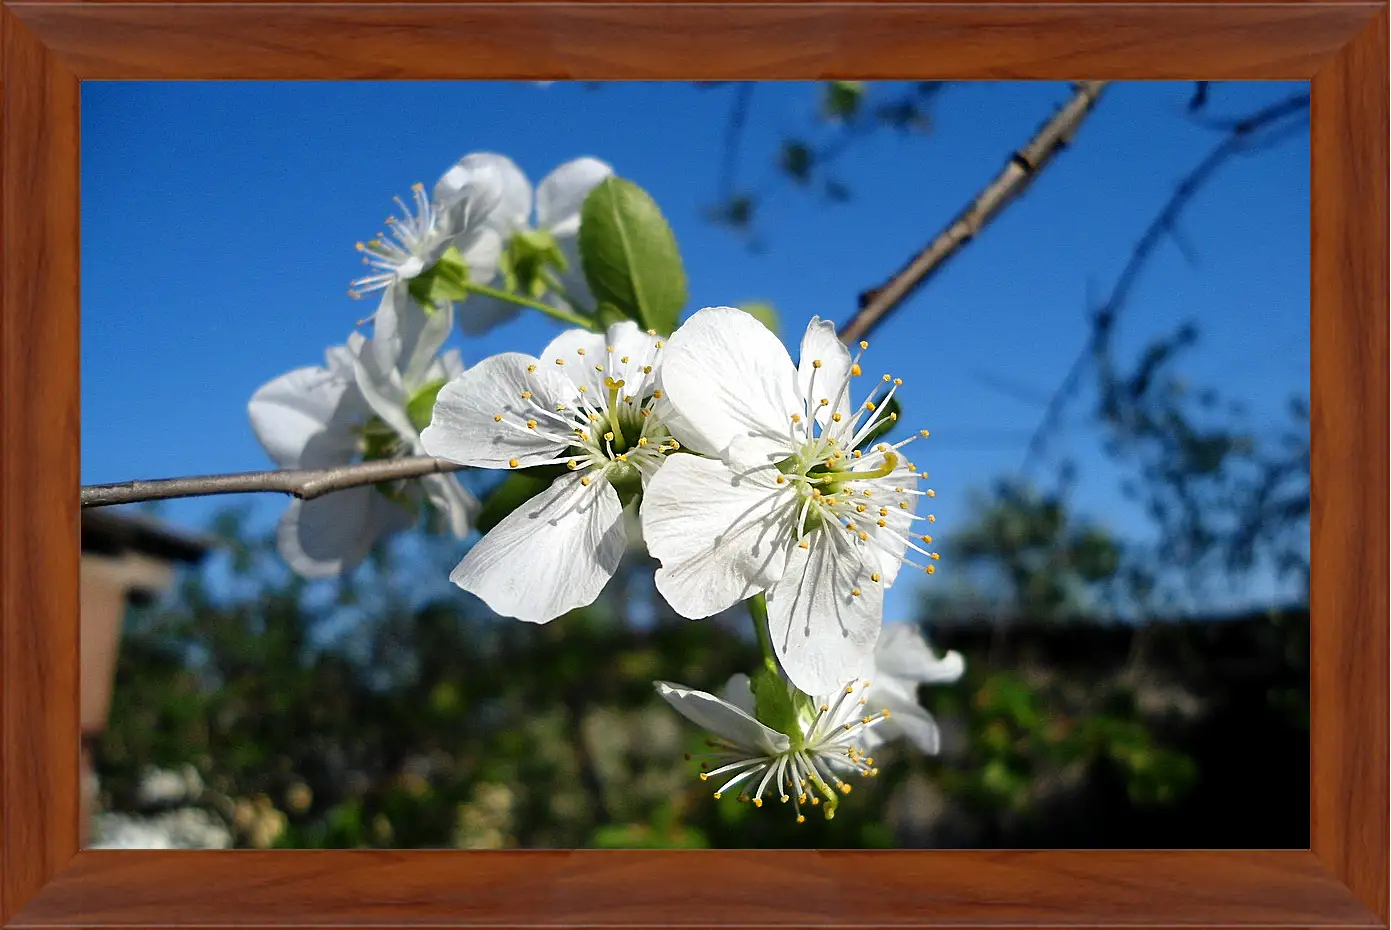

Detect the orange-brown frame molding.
[{"left": 2, "top": 3, "right": 1385, "bottom": 927}]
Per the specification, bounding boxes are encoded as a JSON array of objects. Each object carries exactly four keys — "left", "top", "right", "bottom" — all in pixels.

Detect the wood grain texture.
[
  {"left": 0, "top": 0, "right": 1387, "bottom": 928},
  {"left": 8, "top": 850, "right": 1385, "bottom": 927},
  {"left": 0, "top": 5, "right": 80, "bottom": 926},
  {"left": 1309, "top": 7, "right": 1390, "bottom": 924},
  {"left": 3, "top": 3, "right": 1378, "bottom": 80}
]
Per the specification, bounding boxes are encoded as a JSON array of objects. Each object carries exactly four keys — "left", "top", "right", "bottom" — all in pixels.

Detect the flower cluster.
[{"left": 246, "top": 151, "right": 962, "bottom": 821}]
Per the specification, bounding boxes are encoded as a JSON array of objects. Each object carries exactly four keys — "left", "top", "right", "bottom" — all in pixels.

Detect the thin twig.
[
  {"left": 1017, "top": 91, "right": 1310, "bottom": 475},
  {"left": 838, "top": 81, "right": 1109, "bottom": 345},
  {"left": 81, "top": 457, "right": 464, "bottom": 509}
]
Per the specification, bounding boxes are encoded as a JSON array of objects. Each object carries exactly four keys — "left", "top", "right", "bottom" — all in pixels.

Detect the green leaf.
[
  {"left": 405, "top": 378, "right": 448, "bottom": 434},
  {"left": 595, "top": 301, "right": 633, "bottom": 328},
  {"left": 475, "top": 466, "right": 567, "bottom": 533},
  {"left": 578, "top": 177, "right": 688, "bottom": 336}
]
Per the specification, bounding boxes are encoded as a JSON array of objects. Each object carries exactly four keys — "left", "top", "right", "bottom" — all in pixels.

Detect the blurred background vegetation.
[{"left": 87, "top": 80, "right": 1309, "bottom": 850}]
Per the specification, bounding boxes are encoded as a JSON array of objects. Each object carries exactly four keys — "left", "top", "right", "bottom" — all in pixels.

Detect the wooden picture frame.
[{"left": 2, "top": 2, "right": 1385, "bottom": 926}]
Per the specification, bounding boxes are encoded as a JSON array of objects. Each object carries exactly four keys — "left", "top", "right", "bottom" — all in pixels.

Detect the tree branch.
[
  {"left": 838, "top": 81, "right": 1109, "bottom": 345},
  {"left": 81, "top": 457, "right": 464, "bottom": 509}
]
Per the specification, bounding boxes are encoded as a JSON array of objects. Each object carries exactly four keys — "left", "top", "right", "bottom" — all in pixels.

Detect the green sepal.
[
  {"left": 750, "top": 665, "right": 804, "bottom": 750},
  {"left": 500, "top": 229, "right": 568, "bottom": 302},
  {"left": 407, "top": 245, "right": 471, "bottom": 311}
]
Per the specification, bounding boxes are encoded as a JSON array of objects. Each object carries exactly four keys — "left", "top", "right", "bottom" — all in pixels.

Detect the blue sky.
[{"left": 81, "top": 81, "right": 1309, "bottom": 620}]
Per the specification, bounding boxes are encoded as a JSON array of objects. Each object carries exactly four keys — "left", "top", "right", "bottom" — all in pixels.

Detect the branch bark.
[
  {"left": 81, "top": 457, "right": 463, "bottom": 508},
  {"left": 838, "top": 81, "right": 1109, "bottom": 345}
]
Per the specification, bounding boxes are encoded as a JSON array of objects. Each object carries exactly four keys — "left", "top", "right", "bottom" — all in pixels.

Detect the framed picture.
[{"left": 2, "top": 2, "right": 1385, "bottom": 927}]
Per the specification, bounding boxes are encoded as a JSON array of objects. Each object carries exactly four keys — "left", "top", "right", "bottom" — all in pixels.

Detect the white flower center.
[
  {"left": 495, "top": 338, "right": 678, "bottom": 489},
  {"left": 349, "top": 183, "right": 440, "bottom": 299},
  {"left": 691, "top": 679, "right": 890, "bottom": 822},
  {"left": 773, "top": 340, "right": 941, "bottom": 590}
]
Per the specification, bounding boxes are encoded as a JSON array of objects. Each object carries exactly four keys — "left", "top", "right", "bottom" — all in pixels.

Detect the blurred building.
[{"left": 81, "top": 508, "right": 213, "bottom": 843}]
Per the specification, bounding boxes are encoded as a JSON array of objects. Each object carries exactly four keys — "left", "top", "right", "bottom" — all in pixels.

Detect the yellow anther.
[
  {"left": 595, "top": 365, "right": 604, "bottom": 372},
  {"left": 646, "top": 328, "right": 657, "bottom": 335},
  {"left": 812, "top": 359, "right": 823, "bottom": 369},
  {"left": 832, "top": 412, "right": 843, "bottom": 422},
  {"left": 527, "top": 364, "right": 537, "bottom": 373},
  {"left": 820, "top": 705, "right": 829, "bottom": 713},
  {"left": 493, "top": 414, "right": 503, "bottom": 423},
  {"left": 776, "top": 475, "right": 786, "bottom": 484},
  {"left": 889, "top": 412, "right": 898, "bottom": 421},
  {"left": 655, "top": 340, "right": 665, "bottom": 348},
  {"left": 642, "top": 365, "right": 652, "bottom": 374},
  {"left": 620, "top": 355, "right": 629, "bottom": 363},
  {"left": 931, "top": 552, "right": 941, "bottom": 560},
  {"left": 850, "top": 364, "right": 862, "bottom": 377},
  {"left": 894, "top": 378, "right": 903, "bottom": 386},
  {"left": 858, "top": 531, "right": 869, "bottom": 541},
  {"left": 580, "top": 476, "right": 592, "bottom": 487},
  {"left": 862, "top": 716, "right": 873, "bottom": 724},
  {"left": 928, "top": 514, "right": 937, "bottom": 523},
  {"left": 853, "top": 450, "right": 863, "bottom": 458},
  {"left": 871, "top": 573, "right": 881, "bottom": 582},
  {"left": 753, "top": 798, "right": 763, "bottom": 808},
  {"left": 920, "top": 429, "right": 931, "bottom": 438},
  {"left": 879, "top": 508, "right": 889, "bottom": 517},
  {"left": 877, "top": 519, "right": 887, "bottom": 527},
  {"left": 604, "top": 432, "right": 615, "bottom": 442},
  {"left": 819, "top": 398, "right": 830, "bottom": 407},
  {"left": 927, "top": 489, "right": 936, "bottom": 497},
  {"left": 567, "top": 460, "right": 580, "bottom": 470},
  {"left": 882, "top": 708, "right": 892, "bottom": 718},
  {"left": 780, "top": 795, "right": 790, "bottom": 803},
  {"left": 653, "top": 389, "right": 664, "bottom": 399},
  {"left": 851, "top": 588, "right": 861, "bottom": 597},
  {"left": 576, "top": 348, "right": 586, "bottom": 356},
  {"left": 796, "top": 815, "right": 806, "bottom": 823},
  {"left": 555, "top": 358, "right": 565, "bottom": 366},
  {"left": 579, "top": 385, "right": 588, "bottom": 393},
  {"left": 926, "top": 565, "right": 936, "bottom": 574},
  {"left": 637, "top": 437, "right": 649, "bottom": 447},
  {"left": 841, "top": 784, "right": 853, "bottom": 795},
  {"left": 669, "top": 440, "right": 681, "bottom": 450},
  {"left": 699, "top": 772, "right": 709, "bottom": 781},
  {"left": 520, "top": 391, "right": 532, "bottom": 400},
  {"left": 883, "top": 374, "right": 892, "bottom": 382},
  {"left": 921, "top": 534, "right": 933, "bottom": 543},
  {"left": 508, "top": 458, "right": 520, "bottom": 468},
  {"left": 846, "top": 685, "right": 855, "bottom": 694},
  {"left": 900, "top": 502, "right": 909, "bottom": 510},
  {"left": 791, "top": 413, "right": 802, "bottom": 423},
  {"left": 525, "top": 419, "right": 537, "bottom": 429},
  {"left": 799, "top": 540, "right": 810, "bottom": 550},
  {"left": 859, "top": 340, "right": 869, "bottom": 350},
  {"left": 863, "top": 490, "right": 873, "bottom": 497},
  {"left": 713, "top": 792, "right": 722, "bottom": 800},
  {"left": 856, "top": 505, "right": 866, "bottom": 513},
  {"left": 866, "top": 401, "right": 877, "bottom": 411}
]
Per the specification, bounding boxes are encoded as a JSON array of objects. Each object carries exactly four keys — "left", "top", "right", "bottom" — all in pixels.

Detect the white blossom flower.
[
  {"left": 641, "top": 307, "right": 938, "bottom": 695},
  {"left": 432, "top": 153, "right": 613, "bottom": 333},
  {"left": 655, "top": 677, "right": 892, "bottom": 821},
  {"left": 248, "top": 299, "right": 478, "bottom": 577},
  {"left": 420, "top": 321, "right": 677, "bottom": 623},
  {"left": 856, "top": 622, "right": 965, "bottom": 754},
  {"left": 348, "top": 164, "right": 504, "bottom": 305}
]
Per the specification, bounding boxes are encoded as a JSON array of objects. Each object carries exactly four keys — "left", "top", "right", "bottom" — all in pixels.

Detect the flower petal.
[
  {"left": 722, "top": 673, "right": 757, "bottom": 716},
  {"left": 421, "top": 472, "right": 479, "bottom": 538},
  {"left": 539, "top": 321, "right": 661, "bottom": 398},
  {"left": 369, "top": 285, "right": 454, "bottom": 394},
  {"left": 276, "top": 487, "right": 414, "bottom": 578},
  {"left": 874, "top": 622, "right": 965, "bottom": 684},
  {"left": 535, "top": 157, "right": 614, "bottom": 239},
  {"left": 421, "top": 353, "right": 578, "bottom": 469},
  {"left": 435, "top": 152, "right": 530, "bottom": 234},
  {"left": 458, "top": 293, "right": 524, "bottom": 336},
  {"left": 539, "top": 327, "right": 611, "bottom": 395},
  {"left": 449, "top": 472, "right": 625, "bottom": 623},
  {"left": 654, "top": 681, "right": 790, "bottom": 755},
  {"left": 765, "top": 532, "right": 883, "bottom": 695},
  {"left": 642, "top": 453, "right": 796, "bottom": 619},
  {"left": 797, "top": 315, "right": 854, "bottom": 429},
  {"left": 454, "top": 223, "right": 504, "bottom": 289},
  {"left": 865, "top": 679, "right": 943, "bottom": 755},
  {"left": 656, "top": 306, "right": 800, "bottom": 462},
  {"left": 248, "top": 363, "right": 365, "bottom": 469}
]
